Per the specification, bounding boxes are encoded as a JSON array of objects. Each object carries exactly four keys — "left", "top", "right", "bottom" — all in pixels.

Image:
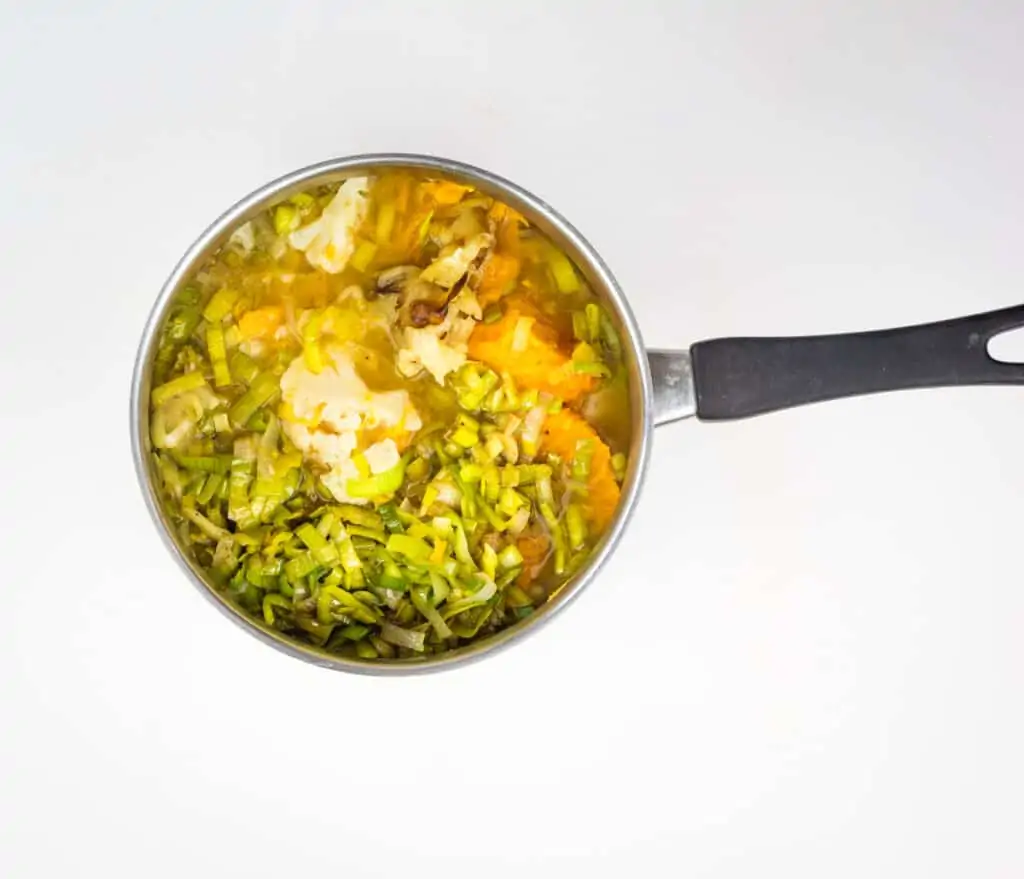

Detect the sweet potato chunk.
[
  {"left": 540, "top": 409, "right": 620, "bottom": 533},
  {"left": 467, "top": 309, "right": 593, "bottom": 401},
  {"left": 476, "top": 253, "right": 521, "bottom": 306}
]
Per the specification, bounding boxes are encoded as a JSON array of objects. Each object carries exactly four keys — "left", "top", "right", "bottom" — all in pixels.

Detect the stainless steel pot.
[{"left": 131, "top": 153, "right": 1024, "bottom": 675}]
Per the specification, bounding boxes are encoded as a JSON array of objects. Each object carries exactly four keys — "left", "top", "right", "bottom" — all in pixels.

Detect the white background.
[{"left": 3, "top": 2, "right": 1023, "bottom": 876}]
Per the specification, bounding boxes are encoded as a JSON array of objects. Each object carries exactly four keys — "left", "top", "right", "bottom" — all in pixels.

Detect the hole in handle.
[{"left": 987, "top": 327, "right": 1024, "bottom": 364}]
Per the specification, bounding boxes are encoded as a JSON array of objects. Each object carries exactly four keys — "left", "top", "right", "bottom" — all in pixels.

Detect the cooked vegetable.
[
  {"left": 476, "top": 252, "right": 520, "bottom": 306},
  {"left": 152, "top": 371, "right": 207, "bottom": 407},
  {"left": 467, "top": 304, "right": 595, "bottom": 401},
  {"left": 206, "top": 323, "right": 231, "bottom": 387},
  {"left": 149, "top": 171, "right": 631, "bottom": 660},
  {"left": 540, "top": 409, "right": 621, "bottom": 532},
  {"left": 203, "top": 288, "right": 239, "bottom": 323},
  {"left": 548, "top": 247, "right": 580, "bottom": 293}
]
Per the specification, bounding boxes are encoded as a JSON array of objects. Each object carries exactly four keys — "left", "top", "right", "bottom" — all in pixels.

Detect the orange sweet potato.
[
  {"left": 540, "top": 409, "right": 620, "bottom": 533},
  {"left": 467, "top": 309, "right": 593, "bottom": 401},
  {"left": 516, "top": 532, "right": 551, "bottom": 586},
  {"left": 487, "top": 202, "right": 526, "bottom": 248},
  {"left": 476, "top": 253, "right": 521, "bottom": 306}
]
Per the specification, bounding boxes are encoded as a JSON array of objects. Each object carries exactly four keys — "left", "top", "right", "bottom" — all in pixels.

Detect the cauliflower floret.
[
  {"left": 363, "top": 438, "right": 401, "bottom": 474},
  {"left": 362, "top": 389, "right": 416, "bottom": 429},
  {"left": 279, "top": 344, "right": 421, "bottom": 504},
  {"left": 320, "top": 458, "right": 363, "bottom": 505},
  {"left": 397, "top": 330, "right": 470, "bottom": 384},
  {"left": 281, "top": 349, "right": 367, "bottom": 431},
  {"left": 289, "top": 177, "right": 371, "bottom": 274},
  {"left": 287, "top": 422, "right": 359, "bottom": 466}
]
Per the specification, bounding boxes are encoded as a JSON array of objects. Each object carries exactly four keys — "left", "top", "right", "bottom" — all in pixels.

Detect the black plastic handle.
[{"left": 690, "top": 303, "right": 1024, "bottom": 420}]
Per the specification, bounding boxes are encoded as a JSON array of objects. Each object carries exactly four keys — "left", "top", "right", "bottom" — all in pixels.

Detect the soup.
[{"left": 148, "top": 172, "right": 631, "bottom": 659}]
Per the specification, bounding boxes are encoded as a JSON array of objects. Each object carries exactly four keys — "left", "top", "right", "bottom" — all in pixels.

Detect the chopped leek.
[
  {"left": 346, "top": 457, "right": 406, "bottom": 499},
  {"left": 598, "top": 308, "right": 622, "bottom": 362},
  {"left": 386, "top": 533, "right": 432, "bottom": 563},
  {"left": 571, "top": 342, "right": 610, "bottom": 377},
  {"left": 164, "top": 302, "right": 202, "bottom": 344},
  {"left": 442, "top": 578, "right": 497, "bottom": 618},
  {"left": 284, "top": 552, "right": 320, "bottom": 581},
  {"left": 273, "top": 204, "right": 300, "bottom": 236},
  {"left": 229, "top": 350, "right": 259, "bottom": 385},
  {"left": 263, "top": 594, "right": 291, "bottom": 626},
  {"left": 181, "top": 504, "right": 232, "bottom": 542},
  {"left": 196, "top": 473, "right": 224, "bottom": 505},
  {"left": 203, "top": 288, "right": 239, "bottom": 323},
  {"left": 173, "top": 454, "right": 232, "bottom": 474},
  {"left": 498, "top": 544, "right": 523, "bottom": 570},
  {"left": 566, "top": 503, "right": 587, "bottom": 550},
  {"left": 296, "top": 523, "right": 330, "bottom": 552},
  {"left": 411, "top": 585, "right": 452, "bottom": 639},
  {"left": 228, "top": 372, "right": 279, "bottom": 428},
  {"left": 228, "top": 437, "right": 257, "bottom": 528},
  {"left": 380, "top": 622, "right": 425, "bottom": 652},
  {"left": 333, "top": 504, "right": 385, "bottom": 530},
  {"left": 481, "top": 544, "right": 498, "bottom": 579},
  {"left": 206, "top": 323, "right": 231, "bottom": 387},
  {"left": 355, "top": 639, "right": 378, "bottom": 659},
  {"left": 548, "top": 248, "right": 580, "bottom": 293},
  {"left": 377, "top": 503, "right": 404, "bottom": 533},
  {"left": 572, "top": 439, "right": 595, "bottom": 481},
  {"left": 572, "top": 360, "right": 611, "bottom": 377},
  {"left": 152, "top": 371, "right": 207, "bottom": 407},
  {"left": 585, "top": 303, "right": 601, "bottom": 341}
]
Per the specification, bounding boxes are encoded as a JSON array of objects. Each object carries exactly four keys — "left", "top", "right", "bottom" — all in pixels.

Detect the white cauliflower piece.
[
  {"left": 363, "top": 438, "right": 401, "bottom": 474},
  {"left": 319, "top": 458, "right": 364, "bottom": 505},
  {"left": 398, "top": 329, "right": 470, "bottom": 384},
  {"left": 279, "top": 344, "right": 421, "bottom": 504},
  {"left": 287, "top": 422, "right": 359, "bottom": 468},
  {"left": 289, "top": 177, "right": 371, "bottom": 274}
]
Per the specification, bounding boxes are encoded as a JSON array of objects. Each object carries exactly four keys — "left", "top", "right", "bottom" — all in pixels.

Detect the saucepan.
[{"left": 130, "top": 153, "right": 1024, "bottom": 674}]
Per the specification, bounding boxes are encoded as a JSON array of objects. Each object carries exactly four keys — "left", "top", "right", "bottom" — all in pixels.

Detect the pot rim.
[{"left": 130, "top": 153, "right": 654, "bottom": 675}]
